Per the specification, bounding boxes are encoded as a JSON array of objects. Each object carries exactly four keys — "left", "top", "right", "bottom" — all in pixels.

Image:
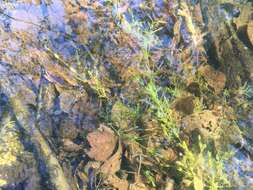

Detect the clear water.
[{"left": 0, "top": 0, "right": 252, "bottom": 189}]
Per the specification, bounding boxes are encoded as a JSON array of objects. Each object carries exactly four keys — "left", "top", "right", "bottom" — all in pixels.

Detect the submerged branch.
[{"left": 8, "top": 68, "right": 71, "bottom": 190}]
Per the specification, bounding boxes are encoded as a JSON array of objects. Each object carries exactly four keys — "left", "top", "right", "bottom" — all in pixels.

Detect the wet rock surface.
[
  {"left": 198, "top": 65, "right": 226, "bottom": 94},
  {"left": 203, "top": 1, "right": 253, "bottom": 88},
  {"left": 174, "top": 96, "right": 195, "bottom": 115}
]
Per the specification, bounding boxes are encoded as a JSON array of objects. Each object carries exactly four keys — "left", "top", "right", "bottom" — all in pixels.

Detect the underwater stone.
[
  {"left": 174, "top": 96, "right": 195, "bottom": 115},
  {"left": 198, "top": 65, "right": 226, "bottom": 94}
]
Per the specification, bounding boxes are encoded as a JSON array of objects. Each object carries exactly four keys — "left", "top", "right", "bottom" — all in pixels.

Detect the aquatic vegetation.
[
  {"left": 110, "top": 102, "right": 145, "bottom": 149},
  {"left": 0, "top": 119, "right": 23, "bottom": 167},
  {"left": 88, "top": 71, "right": 110, "bottom": 99},
  {"left": 237, "top": 82, "right": 253, "bottom": 99},
  {"left": 120, "top": 15, "right": 161, "bottom": 51},
  {"left": 143, "top": 169, "right": 156, "bottom": 187},
  {"left": 193, "top": 97, "right": 206, "bottom": 113},
  {"left": 176, "top": 137, "right": 231, "bottom": 190},
  {"left": 118, "top": 12, "right": 162, "bottom": 63},
  {"left": 0, "top": 0, "right": 252, "bottom": 189},
  {"left": 178, "top": 1, "right": 206, "bottom": 64},
  {"left": 0, "top": 119, "right": 23, "bottom": 187},
  {"left": 111, "top": 101, "right": 139, "bottom": 128},
  {"left": 111, "top": 101, "right": 141, "bottom": 143},
  {"left": 144, "top": 80, "right": 179, "bottom": 141}
]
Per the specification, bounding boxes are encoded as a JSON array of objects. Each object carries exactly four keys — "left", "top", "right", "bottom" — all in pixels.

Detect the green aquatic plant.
[
  {"left": 115, "top": 126, "right": 142, "bottom": 143},
  {"left": 88, "top": 71, "right": 110, "bottom": 99},
  {"left": 111, "top": 101, "right": 139, "bottom": 128},
  {"left": 120, "top": 14, "right": 161, "bottom": 52},
  {"left": 193, "top": 97, "right": 206, "bottom": 113},
  {"left": 111, "top": 101, "right": 142, "bottom": 143},
  {"left": 144, "top": 80, "right": 179, "bottom": 141},
  {"left": 237, "top": 82, "right": 253, "bottom": 99},
  {"left": 0, "top": 118, "right": 24, "bottom": 187},
  {"left": 144, "top": 170, "right": 156, "bottom": 187},
  {"left": 166, "top": 85, "right": 183, "bottom": 99},
  {"left": 222, "top": 88, "right": 230, "bottom": 104},
  {"left": 176, "top": 137, "right": 231, "bottom": 190},
  {"left": 0, "top": 119, "right": 23, "bottom": 167}
]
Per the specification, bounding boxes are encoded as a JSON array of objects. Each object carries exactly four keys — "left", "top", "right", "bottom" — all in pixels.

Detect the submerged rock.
[
  {"left": 58, "top": 89, "right": 86, "bottom": 114},
  {"left": 219, "top": 3, "right": 240, "bottom": 20},
  {"left": 181, "top": 110, "right": 219, "bottom": 138},
  {"left": 181, "top": 108, "right": 242, "bottom": 149},
  {"left": 174, "top": 96, "right": 194, "bottom": 115},
  {"left": 59, "top": 117, "right": 80, "bottom": 140},
  {"left": 202, "top": 2, "right": 253, "bottom": 88},
  {"left": 198, "top": 65, "right": 226, "bottom": 94}
]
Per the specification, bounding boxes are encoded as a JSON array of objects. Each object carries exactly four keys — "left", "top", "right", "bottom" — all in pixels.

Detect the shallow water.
[{"left": 0, "top": 0, "right": 253, "bottom": 190}]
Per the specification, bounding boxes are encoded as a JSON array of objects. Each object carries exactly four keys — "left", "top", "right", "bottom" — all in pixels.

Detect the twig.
[{"left": 0, "top": 8, "right": 42, "bottom": 28}]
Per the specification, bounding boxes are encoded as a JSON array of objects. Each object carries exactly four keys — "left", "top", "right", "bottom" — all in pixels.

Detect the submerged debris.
[
  {"left": 86, "top": 125, "right": 118, "bottom": 162},
  {"left": 0, "top": 0, "right": 252, "bottom": 189},
  {"left": 247, "top": 20, "right": 253, "bottom": 46},
  {"left": 198, "top": 65, "right": 226, "bottom": 95}
]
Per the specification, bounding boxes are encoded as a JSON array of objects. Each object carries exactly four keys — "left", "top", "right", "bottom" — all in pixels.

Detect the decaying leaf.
[
  {"left": 129, "top": 181, "right": 148, "bottom": 190},
  {"left": 100, "top": 141, "right": 122, "bottom": 175},
  {"left": 106, "top": 175, "right": 129, "bottom": 190},
  {"left": 247, "top": 21, "right": 253, "bottom": 46},
  {"left": 86, "top": 125, "right": 117, "bottom": 161}
]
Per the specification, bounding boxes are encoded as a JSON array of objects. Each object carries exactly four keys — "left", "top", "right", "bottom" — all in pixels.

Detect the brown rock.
[
  {"left": 174, "top": 96, "right": 194, "bottom": 115},
  {"left": 186, "top": 82, "right": 201, "bottom": 97},
  {"left": 71, "top": 96, "right": 98, "bottom": 117},
  {"left": 182, "top": 107, "right": 242, "bottom": 149},
  {"left": 59, "top": 118, "right": 79, "bottom": 140},
  {"left": 198, "top": 65, "right": 226, "bottom": 94},
  {"left": 181, "top": 110, "right": 219, "bottom": 139},
  {"left": 58, "top": 90, "right": 84, "bottom": 113}
]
